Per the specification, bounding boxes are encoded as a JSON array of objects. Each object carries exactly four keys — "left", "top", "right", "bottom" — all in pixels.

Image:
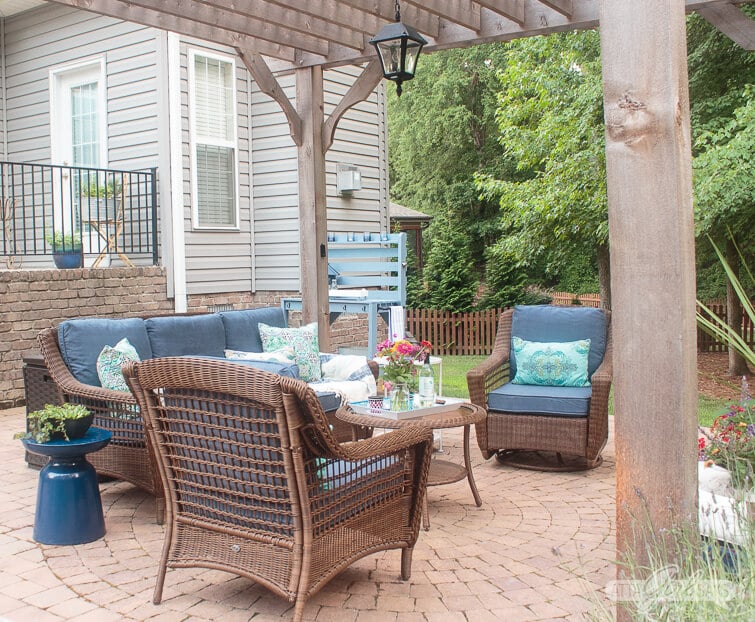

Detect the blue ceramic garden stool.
[{"left": 22, "top": 427, "right": 112, "bottom": 545}]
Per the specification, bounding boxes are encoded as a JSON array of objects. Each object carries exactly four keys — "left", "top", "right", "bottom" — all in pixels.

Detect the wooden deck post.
[
  {"left": 599, "top": 0, "right": 698, "bottom": 600},
  {"left": 296, "top": 66, "right": 331, "bottom": 351}
]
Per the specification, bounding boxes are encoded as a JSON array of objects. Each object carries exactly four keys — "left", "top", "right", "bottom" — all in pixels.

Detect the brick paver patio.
[{"left": 0, "top": 406, "right": 616, "bottom": 621}]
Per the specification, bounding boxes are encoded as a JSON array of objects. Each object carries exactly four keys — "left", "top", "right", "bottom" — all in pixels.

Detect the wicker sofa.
[{"left": 37, "top": 307, "right": 376, "bottom": 522}]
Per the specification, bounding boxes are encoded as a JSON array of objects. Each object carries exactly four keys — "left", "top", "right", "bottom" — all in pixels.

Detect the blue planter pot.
[{"left": 53, "top": 250, "right": 82, "bottom": 269}]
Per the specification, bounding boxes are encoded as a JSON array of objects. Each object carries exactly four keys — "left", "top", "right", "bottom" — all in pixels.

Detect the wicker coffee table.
[{"left": 337, "top": 401, "right": 485, "bottom": 529}]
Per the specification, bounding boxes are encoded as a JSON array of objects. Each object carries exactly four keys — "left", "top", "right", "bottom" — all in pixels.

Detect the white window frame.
[
  {"left": 49, "top": 57, "right": 107, "bottom": 168},
  {"left": 188, "top": 48, "right": 240, "bottom": 230},
  {"left": 49, "top": 58, "right": 107, "bottom": 236}
]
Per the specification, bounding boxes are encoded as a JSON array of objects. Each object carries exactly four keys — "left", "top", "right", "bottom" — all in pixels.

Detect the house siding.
[
  {"left": 178, "top": 40, "right": 254, "bottom": 295},
  {"left": 325, "top": 66, "right": 387, "bottom": 239},
  {"left": 251, "top": 65, "right": 388, "bottom": 293},
  {"left": 1, "top": 6, "right": 388, "bottom": 298},
  {"left": 3, "top": 5, "right": 160, "bottom": 170}
]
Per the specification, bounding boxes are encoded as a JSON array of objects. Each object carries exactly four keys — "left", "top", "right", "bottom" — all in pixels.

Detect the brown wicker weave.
[
  {"left": 123, "top": 357, "right": 432, "bottom": 622},
  {"left": 38, "top": 326, "right": 165, "bottom": 521},
  {"left": 37, "top": 326, "right": 378, "bottom": 523},
  {"left": 466, "top": 308, "right": 612, "bottom": 471}
]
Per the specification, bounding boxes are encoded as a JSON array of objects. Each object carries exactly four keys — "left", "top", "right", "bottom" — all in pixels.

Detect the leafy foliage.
[
  {"left": 412, "top": 213, "right": 478, "bottom": 311},
  {"left": 476, "top": 31, "right": 609, "bottom": 293},
  {"left": 694, "top": 91, "right": 755, "bottom": 244},
  {"left": 389, "top": 45, "right": 523, "bottom": 308},
  {"left": 389, "top": 16, "right": 753, "bottom": 310},
  {"left": 16, "top": 403, "right": 91, "bottom": 443}
]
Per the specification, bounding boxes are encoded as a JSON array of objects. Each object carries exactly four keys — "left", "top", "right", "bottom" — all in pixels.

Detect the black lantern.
[{"left": 369, "top": 0, "right": 427, "bottom": 96}]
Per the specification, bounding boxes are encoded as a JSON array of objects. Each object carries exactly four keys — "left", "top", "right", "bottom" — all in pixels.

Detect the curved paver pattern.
[{"left": 0, "top": 407, "right": 615, "bottom": 621}]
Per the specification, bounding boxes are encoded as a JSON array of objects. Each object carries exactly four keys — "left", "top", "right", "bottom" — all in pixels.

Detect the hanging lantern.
[{"left": 369, "top": 0, "right": 427, "bottom": 96}]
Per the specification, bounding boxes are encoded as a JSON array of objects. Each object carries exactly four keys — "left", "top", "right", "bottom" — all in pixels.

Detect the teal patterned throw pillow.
[
  {"left": 259, "top": 322, "right": 321, "bottom": 382},
  {"left": 511, "top": 337, "right": 591, "bottom": 387},
  {"left": 96, "top": 337, "right": 141, "bottom": 392}
]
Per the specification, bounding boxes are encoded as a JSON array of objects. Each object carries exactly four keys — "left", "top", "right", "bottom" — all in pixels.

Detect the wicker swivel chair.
[
  {"left": 467, "top": 305, "right": 612, "bottom": 471},
  {"left": 123, "top": 357, "right": 432, "bottom": 622}
]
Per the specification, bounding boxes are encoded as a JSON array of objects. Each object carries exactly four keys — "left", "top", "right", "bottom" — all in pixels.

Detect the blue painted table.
[{"left": 22, "top": 427, "right": 112, "bottom": 545}]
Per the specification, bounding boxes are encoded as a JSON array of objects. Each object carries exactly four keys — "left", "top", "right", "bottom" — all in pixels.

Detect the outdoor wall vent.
[
  {"left": 337, "top": 164, "right": 361, "bottom": 195},
  {"left": 207, "top": 304, "right": 234, "bottom": 313}
]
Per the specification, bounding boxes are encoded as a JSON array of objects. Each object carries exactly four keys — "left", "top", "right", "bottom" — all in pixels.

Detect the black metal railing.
[{"left": 0, "top": 161, "right": 158, "bottom": 266}]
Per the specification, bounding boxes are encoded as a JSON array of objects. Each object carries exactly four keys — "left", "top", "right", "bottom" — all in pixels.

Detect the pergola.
[{"left": 51, "top": 0, "right": 755, "bottom": 601}]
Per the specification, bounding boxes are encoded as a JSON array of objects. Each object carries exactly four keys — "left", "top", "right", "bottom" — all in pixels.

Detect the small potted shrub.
[
  {"left": 15, "top": 403, "right": 93, "bottom": 443},
  {"left": 46, "top": 231, "right": 82, "bottom": 269}
]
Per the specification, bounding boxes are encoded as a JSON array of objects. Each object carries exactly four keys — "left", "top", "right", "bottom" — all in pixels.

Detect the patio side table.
[
  {"left": 22, "top": 427, "right": 112, "bottom": 545},
  {"left": 337, "top": 401, "right": 485, "bottom": 529}
]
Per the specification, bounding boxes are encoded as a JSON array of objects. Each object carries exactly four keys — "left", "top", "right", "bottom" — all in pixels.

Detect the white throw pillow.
[{"left": 225, "top": 346, "right": 296, "bottom": 364}]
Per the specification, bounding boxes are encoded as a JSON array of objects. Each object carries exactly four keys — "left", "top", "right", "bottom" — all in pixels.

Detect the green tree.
[
  {"left": 476, "top": 31, "right": 611, "bottom": 307},
  {"left": 688, "top": 9, "right": 755, "bottom": 376},
  {"left": 389, "top": 45, "right": 529, "bottom": 303},
  {"left": 415, "top": 214, "right": 478, "bottom": 312},
  {"left": 693, "top": 97, "right": 755, "bottom": 376}
]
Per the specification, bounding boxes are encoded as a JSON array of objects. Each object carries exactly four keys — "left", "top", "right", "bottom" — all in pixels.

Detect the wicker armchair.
[
  {"left": 467, "top": 305, "right": 612, "bottom": 471},
  {"left": 123, "top": 357, "right": 432, "bottom": 622}
]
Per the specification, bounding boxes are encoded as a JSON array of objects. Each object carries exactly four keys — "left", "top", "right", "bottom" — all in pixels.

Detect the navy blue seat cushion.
[
  {"left": 145, "top": 314, "right": 226, "bottom": 358},
  {"left": 58, "top": 317, "right": 153, "bottom": 386},
  {"left": 317, "top": 455, "right": 398, "bottom": 490},
  {"left": 183, "top": 356, "right": 339, "bottom": 413},
  {"left": 219, "top": 308, "right": 287, "bottom": 353},
  {"left": 315, "top": 391, "right": 341, "bottom": 413},
  {"left": 190, "top": 355, "right": 300, "bottom": 379},
  {"left": 488, "top": 382, "right": 592, "bottom": 417},
  {"left": 510, "top": 305, "right": 607, "bottom": 378}
]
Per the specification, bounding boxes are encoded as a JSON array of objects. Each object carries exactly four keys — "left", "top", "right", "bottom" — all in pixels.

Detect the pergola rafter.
[{"left": 49, "top": 0, "right": 755, "bottom": 69}]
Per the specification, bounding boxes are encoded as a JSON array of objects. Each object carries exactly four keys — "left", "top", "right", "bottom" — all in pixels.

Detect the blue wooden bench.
[{"left": 282, "top": 233, "right": 407, "bottom": 356}]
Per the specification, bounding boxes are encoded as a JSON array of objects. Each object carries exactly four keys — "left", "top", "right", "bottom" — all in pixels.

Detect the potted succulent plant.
[
  {"left": 15, "top": 403, "right": 93, "bottom": 443},
  {"left": 45, "top": 231, "right": 83, "bottom": 269}
]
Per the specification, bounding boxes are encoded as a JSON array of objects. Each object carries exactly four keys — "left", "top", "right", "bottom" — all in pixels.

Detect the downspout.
[
  {"left": 1, "top": 17, "right": 8, "bottom": 160},
  {"left": 167, "top": 32, "right": 187, "bottom": 312}
]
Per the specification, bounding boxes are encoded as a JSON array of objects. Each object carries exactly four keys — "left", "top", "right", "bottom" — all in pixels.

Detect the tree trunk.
[
  {"left": 726, "top": 237, "right": 751, "bottom": 377},
  {"left": 597, "top": 243, "right": 611, "bottom": 310}
]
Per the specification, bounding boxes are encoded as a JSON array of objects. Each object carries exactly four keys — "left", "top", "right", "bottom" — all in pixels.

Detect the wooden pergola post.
[
  {"left": 600, "top": 0, "right": 699, "bottom": 588},
  {"left": 296, "top": 66, "right": 331, "bottom": 351}
]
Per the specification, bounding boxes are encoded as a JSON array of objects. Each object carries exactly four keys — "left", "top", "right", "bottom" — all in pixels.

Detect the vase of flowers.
[{"left": 375, "top": 338, "right": 432, "bottom": 411}]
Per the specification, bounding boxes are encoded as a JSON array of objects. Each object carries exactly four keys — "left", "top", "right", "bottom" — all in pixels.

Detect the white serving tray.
[{"left": 349, "top": 397, "right": 463, "bottom": 420}]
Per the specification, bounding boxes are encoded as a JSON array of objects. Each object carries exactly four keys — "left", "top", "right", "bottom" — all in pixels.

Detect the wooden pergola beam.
[
  {"left": 52, "top": 0, "right": 299, "bottom": 62},
  {"left": 698, "top": 3, "right": 755, "bottom": 49},
  {"left": 118, "top": 0, "right": 332, "bottom": 56},
  {"left": 236, "top": 48, "right": 303, "bottom": 146},
  {"left": 538, "top": 0, "right": 573, "bottom": 17},
  {"left": 322, "top": 60, "right": 384, "bottom": 152}
]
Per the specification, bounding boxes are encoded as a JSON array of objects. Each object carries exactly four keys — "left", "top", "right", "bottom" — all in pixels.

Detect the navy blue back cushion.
[
  {"left": 220, "top": 308, "right": 287, "bottom": 353},
  {"left": 58, "top": 317, "right": 152, "bottom": 386},
  {"left": 510, "top": 305, "right": 607, "bottom": 377},
  {"left": 145, "top": 314, "right": 226, "bottom": 358}
]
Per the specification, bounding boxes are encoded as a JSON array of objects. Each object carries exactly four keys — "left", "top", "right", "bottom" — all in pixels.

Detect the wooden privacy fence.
[
  {"left": 406, "top": 308, "right": 503, "bottom": 356},
  {"left": 406, "top": 298, "right": 754, "bottom": 356},
  {"left": 697, "top": 301, "right": 755, "bottom": 353}
]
